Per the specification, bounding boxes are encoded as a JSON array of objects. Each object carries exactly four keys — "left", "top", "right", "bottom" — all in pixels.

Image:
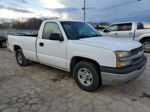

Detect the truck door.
[
  {"left": 37, "top": 22, "right": 67, "bottom": 69},
  {"left": 114, "top": 23, "right": 133, "bottom": 40}
]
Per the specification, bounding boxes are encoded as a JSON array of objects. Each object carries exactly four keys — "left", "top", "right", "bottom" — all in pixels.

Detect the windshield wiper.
[
  {"left": 75, "top": 35, "right": 92, "bottom": 40},
  {"left": 91, "top": 34, "right": 101, "bottom": 37},
  {"left": 72, "top": 34, "right": 101, "bottom": 40},
  {"left": 79, "top": 35, "right": 101, "bottom": 39}
]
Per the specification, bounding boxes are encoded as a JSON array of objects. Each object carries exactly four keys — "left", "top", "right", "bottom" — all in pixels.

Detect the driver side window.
[
  {"left": 42, "top": 22, "right": 62, "bottom": 39},
  {"left": 104, "top": 25, "right": 118, "bottom": 32}
]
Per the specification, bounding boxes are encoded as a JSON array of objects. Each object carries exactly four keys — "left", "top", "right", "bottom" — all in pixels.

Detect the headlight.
[
  {"left": 115, "top": 51, "right": 131, "bottom": 68},
  {"left": 115, "top": 51, "right": 130, "bottom": 58}
]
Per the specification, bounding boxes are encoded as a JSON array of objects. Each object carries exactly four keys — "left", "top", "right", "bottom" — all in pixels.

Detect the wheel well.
[
  {"left": 14, "top": 45, "right": 21, "bottom": 52},
  {"left": 70, "top": 56, "right": 100, "bottom": 74},
  {"left": 140, "top": 37, "right": 150, "bottom": 43}
]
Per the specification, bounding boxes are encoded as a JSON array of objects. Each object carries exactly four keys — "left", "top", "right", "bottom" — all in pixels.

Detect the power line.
[
  {"left": 85, "top": 0, "right": 142, "bottom": 21},
  {"left": 99, "top": 0, "right": 142, "bottom": 11}
]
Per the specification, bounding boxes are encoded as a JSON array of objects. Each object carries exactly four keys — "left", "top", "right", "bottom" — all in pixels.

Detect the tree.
[{"left": 0, "top": 18, "right": 43, "bottom": 30}]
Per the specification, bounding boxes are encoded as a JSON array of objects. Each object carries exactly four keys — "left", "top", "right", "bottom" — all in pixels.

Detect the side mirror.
[
  {"left": 49, "top": 33, "right": 64, "bottom": 41},
  {"left": 103, "top": 29, "right": 109, "bottom": 33}
]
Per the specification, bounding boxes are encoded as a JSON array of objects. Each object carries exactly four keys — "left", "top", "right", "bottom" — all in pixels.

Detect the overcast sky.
[{"left": 0, "top": 0, "right": 150, "bottom": 23}]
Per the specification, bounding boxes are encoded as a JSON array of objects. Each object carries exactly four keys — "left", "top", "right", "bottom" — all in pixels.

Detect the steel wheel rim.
[
  {"left": 143, "top": 41, "right": 150, "bottom": 52},
  {"left": 17, "top": 53, "right": 23, "bottom": 64},
  {"left": 78, "top": 68, "right": 93, "bottom": 86}
]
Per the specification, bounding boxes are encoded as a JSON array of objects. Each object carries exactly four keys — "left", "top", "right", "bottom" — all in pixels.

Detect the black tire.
[
  {"left": 73, "top": 61, "right": 101, "bottom": 92},
  {"left": 141, "top": 39, "right": 150, "bottom": 53},
  {"left": 1, "top": 41, "right": 7, "bottom": 48},
  {"left": 0, "top": 42, "right": 2, "bottom": 48},
  {"left": 16, "top": 49, "right": 29, "bottom": 66}
]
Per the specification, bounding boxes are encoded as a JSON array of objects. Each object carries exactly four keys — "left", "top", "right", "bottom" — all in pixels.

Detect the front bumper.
[{"left": 101, "top": 56, "right": 147, "bottom": 85}]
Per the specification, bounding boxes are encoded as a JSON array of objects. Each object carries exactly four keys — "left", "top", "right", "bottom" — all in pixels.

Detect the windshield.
[{"left": 61, "top": 21, "right": 101, "bottom": 40}]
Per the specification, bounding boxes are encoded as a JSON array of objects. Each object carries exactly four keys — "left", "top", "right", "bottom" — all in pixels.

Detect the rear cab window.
[
  {"left": 137, "top": 23, "right": 144, "bottom": 29},
  {"left": 138, "top": 22, "right": 150, "bottom": 29}
]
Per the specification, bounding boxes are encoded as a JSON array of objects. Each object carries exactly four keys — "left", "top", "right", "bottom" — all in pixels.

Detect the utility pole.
[{"left": 82, "top": 0, "right": 86, "bottom": 21}]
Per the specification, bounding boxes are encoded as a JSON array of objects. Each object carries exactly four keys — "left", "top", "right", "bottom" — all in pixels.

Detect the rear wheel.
[
  {"left": 16, "top": 49, "right": 29, "bottom": 66},
  {"left": 142, "top": 39, "right": 150, "bottom": 53},
  {"left": 73, "top": 61, "right": 101, "bottom": 92},
  {"left": 1, "top": 41, "right": 7, "bottom": 48}
]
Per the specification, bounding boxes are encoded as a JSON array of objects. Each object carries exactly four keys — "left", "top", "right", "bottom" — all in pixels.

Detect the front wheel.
[
  {"left": 142, "top": 39, "right": 150, "bottom": 53},
  {"left": 73, "top": 61, "right": 101, "bottom": 92}
]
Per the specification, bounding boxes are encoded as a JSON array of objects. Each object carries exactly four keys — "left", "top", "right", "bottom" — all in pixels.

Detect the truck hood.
[{"left": 75, "top": 36, "right": 142, "bottom": 51}]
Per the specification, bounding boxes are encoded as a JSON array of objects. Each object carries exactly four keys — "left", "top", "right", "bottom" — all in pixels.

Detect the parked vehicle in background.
[
  {"left": 102, "top": 22, "right": 150, "bottom": 52},
  {"left": 8, "top": 20, "right": 147, "bottom": 92},
  {"left": 0, "top": 36, "right": 7, "bottom": 48}
]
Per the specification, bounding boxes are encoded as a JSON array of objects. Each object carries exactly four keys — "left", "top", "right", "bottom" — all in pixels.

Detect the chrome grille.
[
  {"left": 132, "top": 56, "right": 143, "bottom": 65},
  {"left": 131, "top": 46, "right": 144, "bottom": 65},
  {"left": 131, "top": 46, "right": 143, "bottom": 55}
]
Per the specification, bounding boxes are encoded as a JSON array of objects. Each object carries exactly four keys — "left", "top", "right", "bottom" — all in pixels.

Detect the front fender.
[{"left": 67, "top": 48, "right": 116, "bottom": 70}]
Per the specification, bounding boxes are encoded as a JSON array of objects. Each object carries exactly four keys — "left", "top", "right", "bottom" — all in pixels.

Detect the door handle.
[
  {"left": 39, "top": 42, "right": 44, "bottom": 47},
  {"left": 129, "top": 32, "right": 132, "bottom": 35}
]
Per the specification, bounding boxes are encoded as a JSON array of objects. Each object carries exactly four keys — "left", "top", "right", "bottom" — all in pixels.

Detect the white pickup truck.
[
  {"left": 102, "top": 22, "right": 150, "bottom": 52},
  {"left": 8, "top": 20, "right": 147, "bottom": 92}
]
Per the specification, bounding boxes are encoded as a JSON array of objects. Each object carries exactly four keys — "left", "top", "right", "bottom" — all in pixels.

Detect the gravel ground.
[{"left": 0, "top": 48, "right": 150, "bottom": 112}]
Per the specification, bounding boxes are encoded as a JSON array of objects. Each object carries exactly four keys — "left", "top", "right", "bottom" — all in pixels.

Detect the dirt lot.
[{"left": 0, "top": 48, "right": 150, "bottom": 112}]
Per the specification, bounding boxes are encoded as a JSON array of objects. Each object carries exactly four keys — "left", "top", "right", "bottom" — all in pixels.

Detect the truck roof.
[
  {"left": 109, "top": 22, "right": 150, "bottom": 26},
  {"left": 110, "top": 21, "right": 140, "bottom": 25},
  {"left": 43, "top": 19, "right": 84, "bottom": 23}
]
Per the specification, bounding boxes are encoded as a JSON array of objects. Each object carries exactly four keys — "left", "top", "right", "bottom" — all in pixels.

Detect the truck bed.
[
  {"left": 8, "top": 34, "right": 38, "bottom": 61},
  {"left": 12, "top": 33, "right": 38, "bottom": 37}
]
